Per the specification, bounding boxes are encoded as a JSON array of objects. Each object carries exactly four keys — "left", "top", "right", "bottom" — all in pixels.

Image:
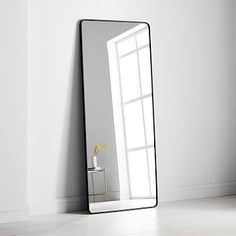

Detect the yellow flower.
[{"left": 93, "top": 143, "right": 107, "bottom": 156}]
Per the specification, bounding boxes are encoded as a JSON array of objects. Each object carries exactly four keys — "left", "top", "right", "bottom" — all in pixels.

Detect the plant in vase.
[{"left": 92, "top": 143, "right": 107, "bottom": 169}]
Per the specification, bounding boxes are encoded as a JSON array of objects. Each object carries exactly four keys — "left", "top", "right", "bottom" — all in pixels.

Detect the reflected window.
[{"left": 107, "top": 24, "right": 155, "bottom": 199}]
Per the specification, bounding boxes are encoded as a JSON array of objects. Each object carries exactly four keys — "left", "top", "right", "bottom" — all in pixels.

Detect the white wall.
[
  {"left": 27, "top": 0, "right": 236, "bottom": 214},
  {"left": 0, "top": 0, "right": 28, "bottom": 223},
  {"left": 156, "top": 0, "right": 236, "bottom": 201}
]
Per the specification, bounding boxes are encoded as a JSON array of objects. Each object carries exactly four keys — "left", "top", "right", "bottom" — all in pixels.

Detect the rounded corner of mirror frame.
[{"left": 79, "top": 18, "right": 158, "bottom": 214}]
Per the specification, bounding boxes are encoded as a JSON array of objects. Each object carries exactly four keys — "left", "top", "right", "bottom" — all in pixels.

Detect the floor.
[
  {"left": 0, "top": 196, "right": 235, "bottom": 236},
  {"left": 89, "top": 198, "right": 156, "bottom": 212}
]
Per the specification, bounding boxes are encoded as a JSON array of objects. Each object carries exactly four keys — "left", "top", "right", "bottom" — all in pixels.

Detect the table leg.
[
  {"left": 104, "top": 170, "right": 108, "bottom": 201},
  {"left": 91, "top": 172, "right": 95, "bottom": 203}
]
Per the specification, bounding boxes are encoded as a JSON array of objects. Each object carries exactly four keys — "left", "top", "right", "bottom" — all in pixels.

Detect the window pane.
[
  {"left": 119, "top": 53, "right": 140, "bottom": 102},
  {"left": 117, "top": 36, "right": 136, "bottom": 56},
  {"left": 124, "top": 101, "right": 145, "bottom": 149},
  {"left": 128, "top": 149, "right": 150, "bottom": 198},
  {"left": 136, "top": 28, "right": 149, "bottom": 47},
  {"left": 143, "top": 96, "right": 154, "bottom": 145},
  {"left": 148, "top": 147, "right": 156, "bottom": 197},
  {"left": 138, "top": 47, "right": 152, "bottom": 95}
]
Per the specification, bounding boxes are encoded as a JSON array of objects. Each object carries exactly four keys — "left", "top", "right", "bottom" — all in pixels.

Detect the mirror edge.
[{"left": 79, "top": 19, "right": 158, "bottom": 214}]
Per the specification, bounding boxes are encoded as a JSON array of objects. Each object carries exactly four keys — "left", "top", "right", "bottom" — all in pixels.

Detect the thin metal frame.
[{"left": 80, "top": 19, "right": 158, "bottom": 214}]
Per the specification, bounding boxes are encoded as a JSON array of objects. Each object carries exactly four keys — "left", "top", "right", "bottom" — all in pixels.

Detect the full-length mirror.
[{"left": 80, "top": 19, "right": 157, "bottom": 213}]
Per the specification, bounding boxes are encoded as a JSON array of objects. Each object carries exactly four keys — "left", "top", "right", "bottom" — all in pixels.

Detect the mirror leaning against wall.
[{"left": 80, "top": 19, "right": 157, "bottom": 213}]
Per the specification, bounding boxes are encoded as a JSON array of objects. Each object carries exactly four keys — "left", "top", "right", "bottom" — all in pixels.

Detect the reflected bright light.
[
  {"left": 107, "top": 23, "right": 155, "bottom": 200},
  {"left": 120, "top": 53, "right": 141, "bottom": 102},
  {"left": 124, "top": 101, "right": 145, "bottom": 149},
  {"left": 128, "top": 149, "right": 150, "bottom": 197},
  {"left": 138, "top": 47, "right": 152, "bottom": 95}
]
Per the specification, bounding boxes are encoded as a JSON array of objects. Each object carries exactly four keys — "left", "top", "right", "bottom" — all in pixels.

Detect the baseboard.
[
  {"left": 159, "top": 181, "right": 236, "bottom": 202},
  {"left": 0, "top": 205, "right": 29, "bottom": 224},
  {"left": 90, "top": 182, "right": 236, "bottom": 203},
  {"left": 30, "top": 196, "right": 87, "bottom": 215},
  {"left": 26, "top": 182, "right": 236, "bottom": 216},
  {"left": 88, "top": 191, "right": 131, "bottom": 202}
]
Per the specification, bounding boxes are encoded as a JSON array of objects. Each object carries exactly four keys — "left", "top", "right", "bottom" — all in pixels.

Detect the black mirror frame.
[{"left": 79, "top": 19, "right": 158, "bottom": 214}]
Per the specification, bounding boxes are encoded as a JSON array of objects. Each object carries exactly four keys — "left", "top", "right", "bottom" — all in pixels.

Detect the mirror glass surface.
[{"left": 81, "top": 20, "right": 157, "bottom": 213}]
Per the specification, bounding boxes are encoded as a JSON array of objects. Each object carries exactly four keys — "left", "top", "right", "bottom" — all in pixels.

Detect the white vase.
[{"left": 92, "top": 155, "right": 97, "bottom": 168}]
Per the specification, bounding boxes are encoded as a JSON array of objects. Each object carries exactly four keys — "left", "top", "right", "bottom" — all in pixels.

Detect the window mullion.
[
  {"left": 119, "top": 44, "right": 149, "bottom": 59},
  {"left": 123, "top": 93, "right": 152, "bottom": 106}
]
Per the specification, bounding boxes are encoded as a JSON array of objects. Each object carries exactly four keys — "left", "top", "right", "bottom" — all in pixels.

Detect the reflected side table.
[{"left": 88, "top": 167, "right": 108, "bottom": 203}]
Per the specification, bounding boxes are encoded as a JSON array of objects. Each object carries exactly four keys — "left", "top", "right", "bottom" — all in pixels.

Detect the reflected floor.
[{"left": 89, "top": 198, "right": 156, "bottom": 213}]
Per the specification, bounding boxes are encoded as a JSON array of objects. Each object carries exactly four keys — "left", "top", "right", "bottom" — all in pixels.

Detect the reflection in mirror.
[{"left": 81, "top": 20, "right": 157, "bottom": 213}]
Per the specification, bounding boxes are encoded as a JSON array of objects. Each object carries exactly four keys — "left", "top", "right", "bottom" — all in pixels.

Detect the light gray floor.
[{"left": 0, "top": 196, "right": 236, "bottom": 236}]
